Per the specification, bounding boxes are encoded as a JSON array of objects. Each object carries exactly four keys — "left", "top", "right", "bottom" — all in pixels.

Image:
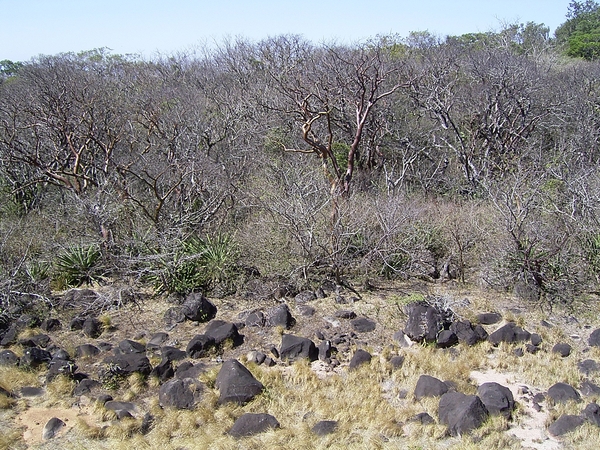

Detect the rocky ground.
[{"left": 0, "top": 279, "right": 599, "bottom": 449}]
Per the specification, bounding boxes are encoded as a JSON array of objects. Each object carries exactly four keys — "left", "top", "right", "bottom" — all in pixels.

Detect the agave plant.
[{"left": 53, "top": 244, "right": 103, "bottom": 288}]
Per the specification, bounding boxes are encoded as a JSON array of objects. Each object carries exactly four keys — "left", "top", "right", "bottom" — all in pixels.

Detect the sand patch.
[{"left": 17, "top": 405, "right": 97, "bottom": 446}]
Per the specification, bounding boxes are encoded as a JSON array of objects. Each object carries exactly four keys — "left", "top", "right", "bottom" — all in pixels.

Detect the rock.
[
  {"left": 0, "top": 326, "right": 17, "bottom": 346},
  {"left": 20, "top": 387, "right": 44, "bottom": 397},
  {"left": 476, "top": 312, "right": 502, "bottom": 325},
  {"left": 40, "top": 318, "right": 61, "bottom": 332},
  {"left": 404, "top": 302, "right": 446, "bottom": 343},
  {"left": 548, "top": 415, "right": 585, "bottom": 437},
  {"left": 150, "top": 358, "right": 175, "bottom": 382},
  {"left": 279, "top": 334, "right": 318, "bottom": 362},
  {"left": 105, "top": 353, "right": 152, "bottom": 376},
  {"left": 228, "top": 413, "right": 280, "bottom": 438},
  {"left": 82, "top": 317, "right": 102, "bottom": 338},
  {"left": 392, "top": 330, "right": 413, "bottom": 348},
  {"left": 20, "top": 347, "right": 51, "bottom": 368},
  {"left": 318, "top": 341, "right": 331, "bottom": 361},
  {"left": 488, "top": 322, "right": 531, "bottom": 346},
  {"left": 552, "top": 343, "right": 572, "bottom": 357},
  {"left": 334, "top": 310, "right": 357, "bottom": 319},
  {"left": 146, "top": 332, "right": 169, "bottom": 350},
  {"left": 159, "top": 377, "right": 204, "bottom": 409},
  {"left": 349, "top": 349, "right": 372, "bottom": 370},
  {"left": 583, "top": 402, "right": 600, "bottom": 427},
  {"left": 69, "top": 317, "right": 85, "bottom": 331},
  {"left": 265, "top": 304, "right": 295, "bottom": 328},
  {"left": 294, "top": 291, "right": 316, "bottom": 304},
  {"left": 409, "top": 412, "right": 435, "bottom": 425},
  {"left": 42, "top": 417, "right": 65, "bottom": 440},
  {"left": 414, "top": 375, "right": 449, "bottom": 400},
  {"left": 525, "top": 344, "right": 540, "bottom": 354},
  {"left": 215, "top": 359, "right": 264, "bottom": 405},
  {"left": 351, "top": 317, "right": 376, "bottom": 333},
  {"left": 589, "top": 328, "right": 600, "bottom": 347},
  {"left": 104, "top": 401, "right": 137, "bottom": 417},
  {"left": 244, "top": 311, "right": 265, "bottom": 327},
  {"left": 530, "top": 333, "right": 542, "bottom": 346},
  {"left": 163, "top": 307, "right": 186, "bottom": 327},
  {"left": 477, "top": 382, "right": 515, "bottom": 419},
  {"left": 547, "top": 382, "right": 581, "bottom": 404},
  {"left": 311, "top": 420, "right": 338, "bottom": 435},
  {"left": 20, "top": 333, "right": 51, "bottom": 348},
  {"left": 437, "top": 330, "right": 458, "bottom": 348},
  {"left": 186, "top": 334, "right": 216, "bottom": 359},
  {"left": 580, "top": 381, "right": 600, "bottom": 397},
  {"left": 450, "top": 320, "right": 487, "bottom": 346},
  {"left": 161, "top": 346, "right": 186, "bottom": 362},
  {"left": 438, "top": 392, "right": 489, "bottom": 436},
  {"left": 182, "top": 293, "right": 217, "bottom": 323},
  {"left": 47, "top": 357, "right": 77, "bottom": 381},
  {"left": 389, "top": 355, "right": 405, "bottom": 369},
  {"left": 0, "top": 349, "right": 19, "bottom": 366},
  {"left": 578, "top": 359, "right": 599, "bottom": 376},
  {"left": 75, "top": 344, "right": 101, "bottom": 358},
  {"left": 246, "top": 350, "right": 267, "bottom": 365},
  {"left": 204, "top": 320, "right": 243, "bottom": 347},
  {"left": 296, "top": 305, "right": 316, "bottom": 317},
  {"left": 73, "top": 379, "right": 101, "bottom": 396},
  {"left": 176, "top": 362, "right": 206, "bottom": 380},
  {"left": 116, "top": 339, "right": 146, "bottom": 354}
]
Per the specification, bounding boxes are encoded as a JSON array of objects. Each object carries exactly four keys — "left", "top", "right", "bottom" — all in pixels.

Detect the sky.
[{"left": 2, "top": 0, "right": 571, "bottom": 62}]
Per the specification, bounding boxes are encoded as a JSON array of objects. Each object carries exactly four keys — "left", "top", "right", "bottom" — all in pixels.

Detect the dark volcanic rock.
[
  {"left": 42, "top": 417, "right": 65, "bottom": 440},
  {"left": 186, "top": 334, "right": 216, "bottom": 359},
  {"left": 349, "top": 349, "right": 372, "bottom": 370},
  {"left": 182, "top": 293, "right": 217, "bottom": 323},
  {"left": 47, "top": 357, "right": 77, "bottom": 381},
  {"left": 552, "top": 343, "right": 572, "bottom": 357},
  {"left": 75, "top": 344, "right": 101, "bottom": 358},
  {"left": 450, "top": 320, "right": 487, "bottom": 346},
  {"left": 488, "top": 322, "right": 531, "bottom": 346},
  {"left": 414, "top": 375, "right": 449, "bottom": 400},
  {"left": 40, "top": 318, "right": 61, "bottom": 332},
  {"left": 548, "top": 415, "right": 585, "bottom": 437},
  {"left": 436, "top": 330, "right": 458, "bottom": 348},
  {"left": 580, "top": 380, "right": 600, "bottom": 397},
  {"left": 146, "top": 332, "right": 169, "bottom": 350},
  {"left": 215, "top": 359, "right": 264, "bottom": 405},
  {"left": 105, "top": 353, "right": 152, "bottom": 376},
  {"left": 163, "top": 307, "right": 186, "bottom": 327},
  {"left": 20, "top": 347, "right": 51, "bottom": 368},
  {"left": 161, "top": 346, "right": 187, "bottom": 362},
  {"left": 204, "top": 320, "right": 243, "bottom": 347},
  {"left": 578, "top": 359, "right": 600, "bottom": 376},
  {"left": 547, "top": 382, "right": 581, "bottom": 404},
  {"left": 589, "top": 328, "right": 600, "bottom": 347},
  {"left": 0, "top": 349, "right": 19, "bottom": 366},
  {"left": 228, "top": 413, "right": 280, "bottom": 438},
  {"left": 477, "top": 312, "right": 502, "bottom": 325},
  {"left": 477, "top": 382, "right": 515, "bottom": 419},
  {"left": 389, "top": 355, "right": 405, "bottom": 369},
  {"left": 438, "top": 392, "right": 489, "bottom": 436},
  {"left": 312, "top": 420, "right": 338, "bottom": 435},
  {"left": 244, "top": 311, "right": 265, "bottom": 327},
  {"left": 159, "top": 377, "right": 203, "bottom": 409},
  {"left": 150, "top": 358, "right": 175, "bottom": 382},
  {"left": 583, "top": 402, "right": 600, "bottom": 427},
  {"left": 351, "top": 317, "right": 376, "bottom": 333},
  {"left": 294, "top": 291, "right": 316, "bottom": 304},
  {"left": 279, "top": 334, "right": 318, "bottom": 362},
  {"left": 116, "top": 339, "right": 146, "bottom": 354},
  {"left": 265, "top": 304, "right": 295, "bottom": 329},
  {"left": 175, "top": 362, "right": 206, "bottom": 380},
  {"left": 104, "top": 401, "right": 137, "bottom": 417},
  {"left": 404, "top": 302, "right": 446, "bottom": 343},
  {"left": 73, "top": 379, "right": 101, "bottom": 396},
  {"left": 82, "top": 317, "right": 102, "bottom": 338},
  {"left": 335, "top": 310, "right": 357, "bottom": 319}
]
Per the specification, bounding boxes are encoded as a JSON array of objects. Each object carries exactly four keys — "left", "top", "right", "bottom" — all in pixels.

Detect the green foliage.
[
  {"left": 332, "top": 141, "right": 350, "bottom": 169},
  {"left": 53, "top": 244, "right": 103, "bottom": 288},
  {"left": 555, "top": 0, "right": 600, "bottom": 59},
  {"left": 147, "top": 234, "right": 239, "bottom": 295}
]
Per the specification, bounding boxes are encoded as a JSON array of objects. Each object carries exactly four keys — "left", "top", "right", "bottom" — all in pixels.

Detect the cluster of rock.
[{"left": 1, "top": 288, "right": 600, "bottom": 441}]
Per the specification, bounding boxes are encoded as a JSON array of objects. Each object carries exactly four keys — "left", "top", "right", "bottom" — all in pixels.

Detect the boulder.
[
  {"left": 82, "top": 317, "right": 102, "bottom": 338},
  {"left": 589, "top": 328, "right": 600, "bottom": 347},
  {"left": 389, "top": 355, "right": 405, "bottom": 370},
  {"left": 182, "top": 293, "right": 217, "bottom": 323},
  {"left": 163, "top": 307, "right": 186, "bottom": 327},
  {"left": 150, "top": 358, "right": 175, "bottom": 383},
  {"left": 477, "top": 382, "right": 515, "bottom": 419},
  {"left": 311, "top": 420, "right": 338, "bottom": 435},
  {"left": 450, "top": 320, "right": 487, "bottom": 346},
  {"left": 244, "top": 311, "right": 265, "bottom": 327},
  {"left": 161, "top": 346, "right": 187, "bottom": 362},
  {"left": 42, "top": 417, "right": 65, "bottom": 440},
  {"left": 228, "top": 413, "right": 280, "bottom": 438},
  {"left": 104, "top": 401, "right": 138, "bottom": 417},
  {"left": 46, "top": 357, "right": 77, "bottom": 381},
  {"left": 351, "top": 317, "right": 376, "bottom": 333},
  {"left": 294, "top": 291, "right": 316, "bottom": 304},
  {"left": 548, "top": 415, "right": 585, "bottom": 437},
  {"left": 578, "top": 359, "right": 599, "bottom": 376},
  {"left": 279, "top": 334, "right": 318, "bottom": 362},
  {"left": 75, "top": 344, "right": 101, "bottom": 358},
  {"left": 204, "top": 320, "right": 243, "bottom": 347},
  {"left": 265, "top": 304, "right": 295, "bottom": 329},
  {"left": 404, "top": 302, "right": 446, "bottom": 343},
  {"left": 116, "top": 339, "right": 146, "bottom": 354},
  {"left": 436, "top": 330, "right": 458, "bottom": 348},
  {"left": 438, "top": 392, "right": 489, "bottom": 436},
  {"left": 0, "top": 349, "right": 19, "bottom": 366},
  {"left": 414, "top": 375, "right": 449, "bottom": 400},
  {"left": 547, "top": 382, "right": 581, "bottom": 404},
  {"left": 146, "top": 332, "right": 169, "bottom": 350},
  {"left": 20, "top": 347, "right": 51, "bottom": 368},
  {"left": 581, "top": 381, "right": 600, "bottom": 397},
  {"left": 105, "top": 353, "right": 152, "bottom": 376},
  {"left": 176, "top": 362, "right": 206, "bottom": 380},
  {"left": 476, "top": 312, "right": 502, "bottom": 325},
  {"left": 488, "top": 322, "right": 531, "bottom": 346},
  {"left": 349, "top": 349, "right": 372, "bottom": 370},
  {"left": 583, "top": 402, "right": 600, "bottom": 427},
  {"left": 73, "top": 379, "right": 101, "bottom": 396},
  {"left": 186, "top": 334, "right": 216, "bottom": 359},
  {"left": 552, "top": 343, "right": 572, "bottom": 357},
  {"left": 334, "top": 310, "right": 357, "bottom": 319},
  {"left": 159, "top": 377, "right": 203, "bottom": 409},
  {"left": 40, "top": 318, "right": 61, "bottom": 332},
  {"left": 215, "top": 359, "right": 264, "bottom": 405}
]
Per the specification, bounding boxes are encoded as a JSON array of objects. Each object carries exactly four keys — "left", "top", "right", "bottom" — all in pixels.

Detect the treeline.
[{"left": 2, "top": 15, "right": 600, "bottom": 309}]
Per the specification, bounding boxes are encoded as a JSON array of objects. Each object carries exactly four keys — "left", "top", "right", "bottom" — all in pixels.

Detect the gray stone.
[
  {"left": 438, "top": 392, "right": 489, "bottom": 436},
  {"left": 552, "top": 343, "right": 572, "bottom": 357},
  {"left": 547, "top": 382, "right": 581, "bottom": 404},
  {"left": 215, "top": 359, "right": 264, "bottom": 405},
  {"left": 182, "top": 293, "right": 217, "bottom": 323},
  {"left": 477, "top": 382, "right": 515, "bottom": 419},
  {"left": 548, "top": 415, "right": 585, "bottom": 436},
  {"left": 279, "top": 334, "right": 317, "bottom": 362},
  {"left": 228, "top": 413, "right": 280, "bottom": 438},
  {"left": 312, "top": 420, "right": 338, "bottom": 435},
  {"left": 159, "top": 378, "right": 204, "bottom": 409},
  {"left": 351, "top": 317, "right": 376, "bottom": 333},
  {"left": 349, "top": 349, "right": 372, "bottom": 370},
  {"left": 42, "top": 417, "right": 65, "bottom": 440},
  {"left": 414, "top": 375, "right": 449, "bottom": 400}
]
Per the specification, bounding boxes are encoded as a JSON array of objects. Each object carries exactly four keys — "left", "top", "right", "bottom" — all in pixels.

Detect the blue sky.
[{"left": 2, "top": 0, "right": 571, "bottom": 61}]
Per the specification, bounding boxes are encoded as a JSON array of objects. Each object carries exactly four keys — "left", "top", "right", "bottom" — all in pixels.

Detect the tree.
[{"left": 556, "top": 1, "right": 600, "bottom": 59}]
